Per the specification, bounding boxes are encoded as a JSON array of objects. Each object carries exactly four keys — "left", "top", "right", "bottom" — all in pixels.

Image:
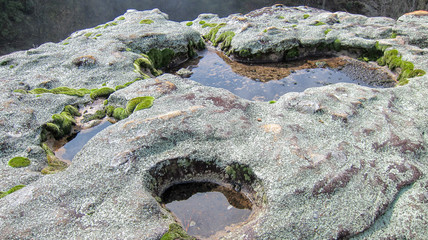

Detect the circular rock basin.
[
  {"left": 162, "top": 182, "right": 252, "bottom": 239},
  {"left": 173, "top": 48, "right": 396, "bottom": 101}
]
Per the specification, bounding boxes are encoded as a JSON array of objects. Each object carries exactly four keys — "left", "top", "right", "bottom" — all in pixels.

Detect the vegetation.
[
  {"left": 8, "top": 157, "right": 31, "bottom": 168},
  {"left": 140, "top": 19, "right": 154, "bottom": 24},
  {"left": 90, "top": 87, "right": 115, "bottom": 100},
  {"left": 0, "top": 185, "right": 25, "bottom": 199},
  {"left": 160, "top": 223, "right": 196, "bottom": 240},
  {"left": 41, "top": 143, "right": 68, "bottom": 174}
]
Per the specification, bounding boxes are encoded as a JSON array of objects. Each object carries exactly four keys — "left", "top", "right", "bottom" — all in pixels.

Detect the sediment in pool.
[{"left": 172, "top": 47, "right": 396, "bottom": 101}]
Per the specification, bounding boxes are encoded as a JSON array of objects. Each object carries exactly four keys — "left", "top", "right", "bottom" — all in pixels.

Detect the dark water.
[
  {"left": 162, "top": 182, "right": 252, "bottom": 238},
  {"left": 183, "top": 49, "right": 372, "bottom": 101},
  {"left": 55, "top": 121, "right": 112, "bottom": 161}
]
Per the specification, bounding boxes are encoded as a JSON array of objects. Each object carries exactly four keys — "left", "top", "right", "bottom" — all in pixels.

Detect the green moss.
[
  {"left": 13, "top": 89, "right": 27, "bottom": 94},
  {"left": 9, "top": 65, "right": 14, "bottom": 69},
  {"left": 118, "top": 16, "right": 125, "bottom": 20},
  {"left": 213, "top": 31, "right": 235, "bottom": 51},
  {"left": 115, "top": 85, "right": 125, "bottom": 91},
  {"left": 202, "top": 23, "right": 218, "bottom": 28},
  {"left": 303, "top": 14, "right": 310, "bottom": 19},
  {"left": 186, "top": 21, "right": 193, "bottom": 26},
  {"left": 8, "top": 157, "right": 31, "bottom": 168},
  {"left": 95, "top": 34, "right": 102, "bottom": 37},
  {"left": 94, "top": 25, "right": 102, "bottom": 29},
  {"left": 28, "top": 87, "right": 91, "bottom": 97},
  {"left": 64, "top": 105, "right": 81, "bottom": 116},
  {"left": 333, "top": 39, "right": 342, "bottom": 51},
  {"left": 269, "top": 100, "right": 277, "bottom": 104},
  {"left": 112, "top": 107, "right": 130, "bottom": 120},
  {"left": 63, "top": 42, "right": 69, "bottom": 45},
  {"left": 203, "top": 23, "right": 226, "bottom": 43},
  {"left": 83, "top": 109, "right": 106, "bottom": 122},
  {"left": 277, "top": 16, "right": 285, "bottom": 19},
  {"left": 140, "top": 19, "right": 154, "bottom": 24},
  {"left": 134, "top": 56, "right": 162, "bottom": 76},
  {"left": 90, "top": 87, "right": 115, "bottom": 100},
  {"left": 147, "top": 48, "right": 175, "bottom": 69},
  {"left": 41, "top": 143, "right": 68, "bottom": 174},
  {"left": 313, "top": 21, "right": 326, "bottom": 26},
  {"left": 292, "top": 24, "right": 297, "bottom": 28},
  {"left": 239, "top": 49, "right": 251, "bottom": 58},
  {"left": 225, "top": 163, "right": 254, "bottom": 183},
  {"left": 160, "top": 223, "right": 196, "bottom": 240},
  {"left": 0, "top": 185, "right": 25, "bottom": 199},
  {"left": 285, "top": 47, "right": 299, "bottom": 59},
  {"left": 199, "top": 20, "right": 206, "bottom": 25},
  {"left": 196, "top": 39, "right": 206, "bottom": 50},
  {"left": 324, "top": 29, "right": 332, "bottom": 35},
  {"left": 84, "top": 32, "right": 92, "bottom": 37},
  {"left": 0, "top": 60, "right": 10, "bottom": 66},
  {"left": 105, "top": 105, "right": 115, "bottom": 117},
  {"left": 103, "top": 99, "right": 108, "bottom": 105},
  {"left": 391, "top": 31, "right": 397, "bottom": 38},
  {"left": 126, "top": 96, "right": 155, "bottom": 113}
]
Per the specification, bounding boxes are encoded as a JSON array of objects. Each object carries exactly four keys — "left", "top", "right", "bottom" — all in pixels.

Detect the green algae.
[
  {"left": 140, "top": 19, "right": 154, "bottom": 24},
  {"left": 90, "top": 87, "right": 115, "bottom": 100},
  {"left": 313, "top": 21, "right": 326, "bottom": 26},
  {"left": 117, "top": 16, "right": 125, "bottom": 21},
  {"left": 303, "top": 14, "right": 310, "bottom": 19},
  {"left": 112, "top": 107, "right": 130, "bottom": 120},
  {"left": 44, "top": 105, "right": 80, "bottom": 140},
  {"left": 376, "top": 49, "right": 425, "bottom": 85},
  {"left": 134, "top": 56, "right": 162, "bottom": 76},
  {"left": 82, "top": 109, "right": 106, "bottom": 122},
  {"left": 147, "top": 49, "right": 175, "bottom": 69},
  {"left": 8, "top": 157, "right": 31, "bottom": 168},
  {"left": 41, "top": 143, "right": 68, "bottom": 174},
  {"left": 186, "top": 21, "right": 193, "bottom": 26},
  {"left": 285, "top": 47, "right": 299, "bottom": 59},
  {"left": 84, "top": 32, "right": 92, "bottom": 37},
  {"left": 160, "top": 223, "right": 196, "bottom": 240},
  {"left": 13, "top": 89, "right": 27, "bottom": 94},
  {"left": 199, "top": 20, "right": 206, "bottom": 25},
  {"left": 213, "top": 31, "right": 235, "bottom": 51},
  {"left": 202, "top": 23, "right": 218, "bottom": 28},
  {"left": 324, "top": 29, "right": 332, "bottom": 35},
  {"left": 28, "top": 87, "right": 91, "bottom": 97},
  {"left": 0, "top": 185, "right": 25, "bottom": 199},
  {"left": 225, "top": 163, "right": 254, "bottom": 183},
  {"left": 203, "top": 23, "right": 226, "bottom": 43},
  {"left": 126, "top": 96, "right": 154, "bottom": 113}
]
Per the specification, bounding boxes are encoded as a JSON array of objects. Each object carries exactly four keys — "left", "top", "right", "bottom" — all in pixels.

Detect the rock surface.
[{"left": 1, "top": 6, "right": 428, "bottom": 240}]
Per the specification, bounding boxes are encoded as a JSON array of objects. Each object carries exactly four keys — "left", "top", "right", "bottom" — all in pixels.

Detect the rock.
[
  {"left": 1, "top": 6, "right": 428, "bottom": 240},
  {"left": 176, "top": 68, "right": 193, "bottom": 78}
]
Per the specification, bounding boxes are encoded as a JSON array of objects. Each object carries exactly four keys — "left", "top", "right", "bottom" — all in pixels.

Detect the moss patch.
[
  {"left": 44, "top": 105, "right": 80, "bottom": 140},
  {"left": 0, "top": 185, "right": 25, "bottom": 199},
  {"left": 28, "top": 87, "right": 91, "bottom": 97},
  {"left": 225, "top": 163, "right": 254, "bottom": 183},
  {"left": 203, "top": 23, "right": 226, "bottom": 43},
  {"left": 8, "top": 157, "right": 31, "bottom": 168},
  {"left": 147, "top": 49, "right": 176, "bottom": 69},
  {"left": 90, "top": 87, "right": 115, "bottom": 100},
  {"left": 41, "top": 143, "right": 68, "bottom": 174},
  {"left": 160, "top": 223, "right": 196, "bottom": 240},
  {"left": 140, "top": 19, "right": 154, "bottom": 24},
  {"left": 213, "top": 31, "right": 235, "bottom": 51},
  {"left": 376, "top": 49, "right": 426, "bottom": 85},
  {"left": 134, "top": 56, "right": 162, "bottom": 77},
  {"left": 126, "top": 96, "right": 155, "bottom": 113},
  {"left": 186, "top": 21, "right": 193, "bottom": 26},
  {"left": 303, "top": 14, "right": 310, "bottom": 19}
]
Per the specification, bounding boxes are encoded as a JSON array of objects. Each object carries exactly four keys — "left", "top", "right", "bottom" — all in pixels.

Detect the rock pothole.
[{"left": 146, "top": 158, "right": 264, "bottom": 238}]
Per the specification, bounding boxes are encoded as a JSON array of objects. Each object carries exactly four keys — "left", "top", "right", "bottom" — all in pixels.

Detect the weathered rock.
[{"left": 1, "top": 6, "right": 428, "bottom": 240}]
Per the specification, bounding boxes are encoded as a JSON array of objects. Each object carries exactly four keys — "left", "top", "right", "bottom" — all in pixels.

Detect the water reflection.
[
  {"left": 162, "top": 182, "right": 252, "bottom": 238},
  {"left": 55, "top": 120, "right": 112, "bottom": 161},
  {"left": 179, "top": 48, "right": 373, "bottom": 101}
]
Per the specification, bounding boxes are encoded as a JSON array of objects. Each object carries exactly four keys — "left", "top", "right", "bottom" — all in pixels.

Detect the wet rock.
[{"left": 1, "top": 6, "right": 428, "bottom": 240}]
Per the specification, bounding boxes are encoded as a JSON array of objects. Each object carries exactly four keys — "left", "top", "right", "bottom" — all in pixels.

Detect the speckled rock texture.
[{"left": 1, "top": 6, "right": 428, "bottom": 240}]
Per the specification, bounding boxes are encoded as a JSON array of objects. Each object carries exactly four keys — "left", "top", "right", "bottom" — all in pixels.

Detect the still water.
[
  {"left": 55, "top": 121, "right": 112, "bottom": 161},
  {"left": 181, "top": 48, "right": 372, "bottom": 101},
  {"left": 162, "top": 182, "right": 252, "bottom": 238}
]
